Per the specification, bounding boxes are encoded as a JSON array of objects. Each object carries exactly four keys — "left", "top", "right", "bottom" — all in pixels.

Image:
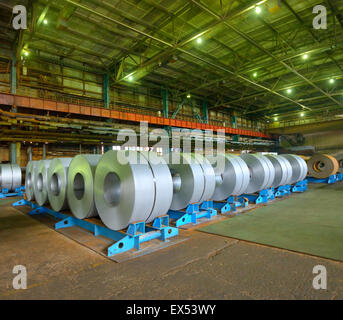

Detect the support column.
[
  {"left": 231, "top": 114, "right": 240, "bottom": 142},
  {"left": 231, "top": 114, "right": 237, "bottom": 128},
  {"left": 10, "top": 143, "right": 16, "bottom": 164},
  {"left": 42, "top": 144, "right": 46, "bottom": 159},
  {"left": 27, "top": 146, "right": 32, "bottom": 161},
  {"left": 16, "top": 142, "right": 21, "bottom": 166},
  {"left": 162, "top": 87, "right": 168, "bottom": 118},
  {"left": 11, "top": 53, "right": 16, "bottom": 94},
  {"left": 202, "top": 100, "right": 208, "bottom": 124},
  {"left": 103, "top": 73, "right": 110, "bottom": 109}
]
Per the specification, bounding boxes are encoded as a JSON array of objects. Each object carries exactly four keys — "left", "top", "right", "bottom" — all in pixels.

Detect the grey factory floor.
[{"left": 1, "top": 183, "right": 343, "bottom": 300}]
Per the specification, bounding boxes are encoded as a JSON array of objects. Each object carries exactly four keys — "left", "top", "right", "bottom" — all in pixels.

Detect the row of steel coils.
[
  {"left": 0, "top": 164, "right": 22, "bottom": 191},
  {"left": 25, "top": 152, "right": 307, "bottom": 231}
]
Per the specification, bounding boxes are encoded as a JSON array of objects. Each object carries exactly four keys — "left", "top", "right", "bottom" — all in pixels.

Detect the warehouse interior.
[{"left": 0, "top": 0, "right": 343, "bottom": 301}]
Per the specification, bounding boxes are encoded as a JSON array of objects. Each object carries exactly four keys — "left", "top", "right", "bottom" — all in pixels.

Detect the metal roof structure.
[{"left": 0, "top": 0, "right": 343, "bottom": 124}]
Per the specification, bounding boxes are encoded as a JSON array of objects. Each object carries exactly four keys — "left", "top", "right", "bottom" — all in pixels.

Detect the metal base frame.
[
  {"left": 239, "top": 188, "right": 275, "bottom": 204},
  {"left": 307, "top": 174, "right": 343, "bottom": 184},
  {"left": 0, "top": 186, "right": 25, "bottom": 199},
  {"left": 12, "top": 199, "right": 179, "bottom": 257},
  {"left": 211, "top": 196, "right": 248, "bottom": 214},
  {"left": 168, "top": 201, "right": 217, "bottom": 227},
  {"left": 274, "top": 185, "right": 291, "bottom": 198},
  {"left": 291, "top": 180, "right": 307, "bottom": 192}
]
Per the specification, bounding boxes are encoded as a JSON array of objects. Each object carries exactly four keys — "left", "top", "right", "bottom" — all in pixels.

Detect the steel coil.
[
  {"left": 279, "top": 154, "right": 308, "bottom": 183},
  {"left": 11, "top": 164, "right": 22, "bottom": 190},
  {"left": 207, "top": 153, "right": 250, "bottom": 200},
  {"left": 307, "top": 154, "right": 339, "bottom": 179},
  {"left": 193, "top": 153, "right": 216, "bottom": 203},
  {"left": 67, "top": 154, "right": 101, "bottom": 219},
  {"left": 140, "top": 151, "right": 173, "bottom": 222},
  {"left": 0, "top": 164, "right": 12, "bottom": 190},
  {"left": 25, "top": 161, "right": 38, "bottom": 200},
  {"left": 167, "top": 153, "right": 205, "bottom": 210},
  {"left": 33, "top": 160, "right": 52, "bottom": 206},
  {"left": 240, "top": 154, "right": 275, "bottom": 194},
  {"left": 332, "top": 152, "right": 343, "bottom": 173},
  {"left": 94, "top": 150, "right": 155, "bottom": 230},
  {"left": 47, "top": 158, "right": 73, "bottom": 212},
  {"left": 265, "top": 155, "right": 293, "bottom": 187}
]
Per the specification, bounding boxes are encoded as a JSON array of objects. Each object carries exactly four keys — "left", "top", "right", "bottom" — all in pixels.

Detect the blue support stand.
[
  {"left": 274, "top": 185, "right": 291, "bottom": 198},
  {"left": 291, "top": 180, "right": 307, "bottom": 192},
  {"left": 168, "top": 201, "right": 217, "bottom": 227},
  {"left": 0, "top": 186, "right": 25, "bottom": 199},
  {"left": 212, "top": 196, "right": 248, "bottom": 214},
  {"left": 12, "top": 199, "right": 179, "bottom": 257},
  {"left": 239, "top": 188, "right": 275, "bottom": 204},
  {"left": 307, "top": 174, "right": 342, "bottom": 184}
]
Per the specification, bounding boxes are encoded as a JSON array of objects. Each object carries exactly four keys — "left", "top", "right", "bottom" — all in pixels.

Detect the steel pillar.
[
  {"left": 10, "top": 143, "right": 16, "bottom": 164},
  {"left": 103, "top": 73, "right": 110, "bottom": 109},
  {"left": 202, "top": 100, "right": 208, "bottom": 124},
  {"left": 162, "top": 87, "right": 168, "bottom": 118},
  {"left": 231, "top": 115, "right": 237, "bottom": 128},
  {"left": 16, "top": 142, "right": 21, "bottom": 165},
  {"left": 27, "top": 146, "right": 32, "bottom": 161},
  {"left": 42, "top": 144, "right": 46, "bottom": 159},
  {"left": 11, "top": 53, "right": 16, "bottom": 94}
]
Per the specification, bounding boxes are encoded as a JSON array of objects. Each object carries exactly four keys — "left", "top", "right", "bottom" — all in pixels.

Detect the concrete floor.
[{"left": 1, "top": 192, "right": 343, "bottom": 300}]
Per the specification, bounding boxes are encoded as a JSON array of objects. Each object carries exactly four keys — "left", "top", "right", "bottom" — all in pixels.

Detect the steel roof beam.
[
  {"left": 61, "top": 0, "right": 309, "bottom": 111},
  {"left": 189, "top": 0, "right": 340, "bottom": 109}
]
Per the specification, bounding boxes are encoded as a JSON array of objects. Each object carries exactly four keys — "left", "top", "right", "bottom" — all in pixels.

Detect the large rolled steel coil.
[
  {"left": 33, "top": 159, "right": 52, "bottom": 206},
  {"left": 279, "top": 154, "right": 307, "bottom": 183},
  {"left": 11, "top": 164, "right": 22, "bottom": 190},
  {"left": 207, "top": 153, "right": 250, "bottom": 200},
  {"left": 140, "top": 151, "right": 173, "bottom": 222},
  {"left": 67, "top": 154, "right": 101, "bottom": 219},
  {"left": 0, "top": 164, "right": 13, "bottom": 190},
  {"left": 94, "top": 150, "right": 156, "bottom": 230},
  {"left": 307, "top": 154, "right": 339, "bottom": 179},
  {"left": 167, "top": 152, "right": 205, "bottom": 210},
  {"left": 331, "top": 152, "right": 343, "bottom": 173},
  {"left": 47, "top": 158, "right": 73, "bottom": 212},
  {"left": 240, "top": 154, "right": 275, "bottom": 194},
  {"left": 265, "top": 154, "right": 293, "bottom": 187},
  {"left": 192, "top": 153, "right": 216, "bottom": 203},
  {"left": 25, "top": 161, "right": 38, "bottom": 200}
]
